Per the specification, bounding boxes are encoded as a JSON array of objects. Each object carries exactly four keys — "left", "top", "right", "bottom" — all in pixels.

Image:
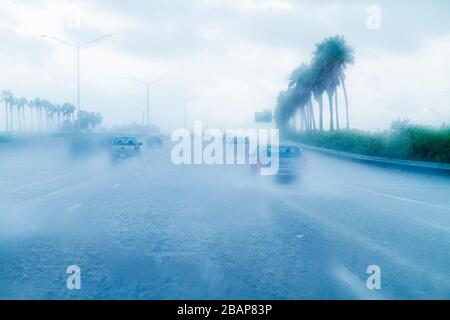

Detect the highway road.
[{"left": 0, "top": 141, "right": 449, "bottom": 299}]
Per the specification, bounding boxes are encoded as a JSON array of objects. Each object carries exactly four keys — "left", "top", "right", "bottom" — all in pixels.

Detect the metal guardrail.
[{"left": 298, "top": 143, "right": 450, "bottom": 174}]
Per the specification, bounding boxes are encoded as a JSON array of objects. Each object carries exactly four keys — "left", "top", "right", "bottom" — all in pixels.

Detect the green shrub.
[{"left": 289, "top": 125, "right": 450, "bottom": 164}]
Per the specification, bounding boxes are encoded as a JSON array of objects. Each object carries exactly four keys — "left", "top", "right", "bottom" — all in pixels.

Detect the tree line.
[
  {"left": 275, "top": 35, "right": 354, "bottom": 132},
  {"left": 1, "top": 90, "right": 102, "bottom": 133}
]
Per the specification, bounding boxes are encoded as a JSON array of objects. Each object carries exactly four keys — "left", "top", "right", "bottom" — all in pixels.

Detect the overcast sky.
[{"left": 1, "top": 0, "right": 449, "bottom": 132}]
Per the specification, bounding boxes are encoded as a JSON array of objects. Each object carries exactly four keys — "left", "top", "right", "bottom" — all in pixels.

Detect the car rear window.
[
  {"left": 113, "top": 138, "right": 137, "bottom": 146},
  {"left": 266, "top": 146, "right": 301, "bottom": 157}
]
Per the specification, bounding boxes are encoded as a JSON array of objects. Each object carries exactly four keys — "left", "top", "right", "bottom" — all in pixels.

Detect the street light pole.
[
  {"left": 41, "top": 34, "right": 113, "bottom": 133},
  {"left": 146, "top": 83, "right": 150, "bottom": 126},
  {"left": 176, "top": 95, "right": 195, "bottom": 130},
  {"left": 77, "top": 46, "right": 80, "bottom": 132},
  {"left": 126, "top": 76, "right": 163, "bottom": 127},
  {"left": 184, "top": 101, "right": 187, "bottom": 129}
]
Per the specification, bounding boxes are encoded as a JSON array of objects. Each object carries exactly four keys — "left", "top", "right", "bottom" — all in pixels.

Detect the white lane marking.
[
  {"left": 281, "top": 199, "right": 450, "bottom": 288},
  {"left": 412, "top": 217, "right": 450, "bottom": 233},
  {"left": 283, "top": 199, "right": 411, "bottom": 267},
  {"left": 0, "top": 170, "right": 82, "bottom": 193},
  {"left": 62, "top": 203, "right": 83, "bottom": 214},
  {"left": 20, "top": 177, "right": 98, "bottom": 207},
  {"left": 333, "top": 265, "right": 384, "bottom": 300},
  {"left": 344, "top": 185, "right": 450, "bottom": 212}
]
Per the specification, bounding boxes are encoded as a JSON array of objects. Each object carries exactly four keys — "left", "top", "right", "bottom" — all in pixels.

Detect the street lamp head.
[{"left": 79, "top": 33, "right": 114, "bottom": 48}]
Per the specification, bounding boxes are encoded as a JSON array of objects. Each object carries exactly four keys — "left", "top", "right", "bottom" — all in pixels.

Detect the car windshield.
[{"left": 2, "top": 1, "right": 450, "bottom": 302}]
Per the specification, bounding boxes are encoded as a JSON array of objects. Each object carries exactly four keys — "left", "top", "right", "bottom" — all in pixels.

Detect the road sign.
[{"left": 255, "top": 110, "right": 273, "bottom": 123}]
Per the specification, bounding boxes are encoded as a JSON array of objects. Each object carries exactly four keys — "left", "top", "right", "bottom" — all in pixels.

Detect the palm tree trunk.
[
  {"left": 30, "top": 107, "right": 34, "bottom": 131},
  {"left": 22, "top": 107, "right": 26, "bottom": 131},
  {"left": 307, "top": 105, "right": 312, "bottom": 131},
  {"left": 37, "top": 108, "right": 41, "bottom": 131},
  {"left": 300, "top": 107, "right": 305, "bottom": 132},
  {"left": 328, "top": 92, "right": 334, "bottom": 131},
  {"left": 305, "top": 104, "right": 311, "bottom": 131},
  {"left": 10, "top": 106, "right": 13, "bottom": 131},
  {"left": 309, "top": 100, "right": 316, "bottom": 131},
  {"left": 342, "top": 78, "right": 350, "bottom": 129},
  {"left": 40, "top": 109, "right": 44, "bottom": 131},
  {"left": 4, "top": 102, "right": 8, "bottom": 132},
  {"left": 335, "top": 88, "right": 340, "bottom": 130},
  {"left": 318, "top": 96, "right": 324, "bottom": 131},
  {"left": 17, "top": 108, "right": 22, "bottom": 131}
]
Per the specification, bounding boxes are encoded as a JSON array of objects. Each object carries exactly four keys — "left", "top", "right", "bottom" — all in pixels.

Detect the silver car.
[{"left": 255, "top": 143, "right": 306, "bottom": 180}]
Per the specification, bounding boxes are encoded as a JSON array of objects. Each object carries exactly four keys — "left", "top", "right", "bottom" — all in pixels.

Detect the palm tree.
[
  {"left": 40, "top": 100, "right": 51, "bottom": 131},
  {"left": 38, "top": 99, "right": 45, "bottom": 131},
  {"left": 335, "top": 86, "right": 339, "bottom": 130},
  {"left": 13, "top": 98, "right": 21, "bottom": 131},
  {"left": 90, "top": 112, "right": 103, "bottom": 130},
  {"left": 325, "top": 74, "right": 339, "bottom": 131},
  {"left": 313, "top": 40, "right": 335, "bottom": 130},
  {"left": 9, "top": 95, "right": 15, "bottom": 131},
  {"left": 1, "top": 90, "right": 13, "bottom": 132},
  {"left": 47, "top": 103, "right": 57, "bottom": 130},
  {"left": 310, "top": 62, "right": 326, "bottom": 131},
  {"left": 341, "top": 74, "right": 351, "bottom": 129},
  {"left": 275, "top": 87, "right": 300, "bottom": 132},
  {"left": 308, "top": 99, "right": 316, "bottom": 130},
  {"left": 313, "top": 36, "right": 354, "bottom": 130},
  {"left": 62, "top": 103, "right": 76, "bottom": 125},
  {"left": 15, "top": 98, "right": 28, "bottom": 132},
  {"left": 22, "top": 98, "right": 28, "bottom": 131},
  {"left": 70, "top": 105, "right": 75, "bottom": 123},
  {"left": 275, "top": 36, "right": 354, "bottom": 132},
  {"left": 30, "top": 98, "right": 43, "bottom": 132},
  {"left": 28, "top": 99, "right": 34, "bottom": 131},
  {"left": 55, "top": 104, "right": 62, "bottom": 127},
  {"left": 288, "top": 63, "right": 314, "bottom": 132}
]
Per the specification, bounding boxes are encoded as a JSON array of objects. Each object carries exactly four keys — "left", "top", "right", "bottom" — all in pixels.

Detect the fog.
[
  {"left": 1, "top": 0, "right": 450, "bottom": 301},
  {"left": 1, "top": 136, "right": 449, "bottom": 299}
]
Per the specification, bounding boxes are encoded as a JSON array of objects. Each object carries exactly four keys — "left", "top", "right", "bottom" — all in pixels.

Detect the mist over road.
[{"left": 0, "top": 141, "right": 449, "bottom": 299}]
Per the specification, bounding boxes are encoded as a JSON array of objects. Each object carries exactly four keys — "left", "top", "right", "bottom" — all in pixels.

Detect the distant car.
[
  {"left": 225, "top": 135, "right": 250, "bottom": 145},
  {"left": 110, "top": 136, "right": 142, "bottom": 161},
  {"left": 146, "top": 135, "right": 163, "bottom": 148},
  {"left": 253, "top": 143, "right": 306, "bottom": 181},
  {"left": 70, "top": 136, "right": 98, "bottom": 157}
]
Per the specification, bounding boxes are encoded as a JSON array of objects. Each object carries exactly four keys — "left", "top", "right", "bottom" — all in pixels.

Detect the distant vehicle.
[
  {"left": 146, "top": 135, "right": 163, "bottom": 148},
  {"left": 70, "top": 136, "right": 98, "bottom": 157},
  {"left": 110, "top": 136, "right": 142, "bottom": 161},
  {"left": 225, "top": 135, "right": 250, "bottom": 145},
  {"left": 254, "top": 143, "right": 306, "bottom": 181}
]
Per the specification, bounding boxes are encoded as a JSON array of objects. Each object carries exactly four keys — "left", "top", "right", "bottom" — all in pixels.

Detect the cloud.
[{"left": 0, "top": 0, "right": 449, "bottom": 130}]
